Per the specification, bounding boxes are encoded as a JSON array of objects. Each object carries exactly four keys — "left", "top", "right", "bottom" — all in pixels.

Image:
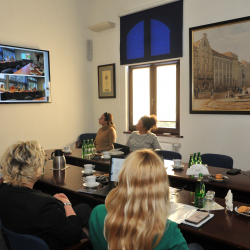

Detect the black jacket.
[{"left": 0, "top": 184, "right": 83, "bottom": 250}]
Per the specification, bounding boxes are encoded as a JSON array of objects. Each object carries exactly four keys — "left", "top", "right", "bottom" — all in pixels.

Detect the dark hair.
[
  {"left": 104, "top": 112, "right": 116, "bottom": 130},
  {"left": 140, "top": 115, "right": 157, "bottom": 132}
]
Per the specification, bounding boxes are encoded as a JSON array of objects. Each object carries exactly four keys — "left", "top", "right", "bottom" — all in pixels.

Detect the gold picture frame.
[{"left": 98, "top": 63, "right": 116, "bottom": 98}]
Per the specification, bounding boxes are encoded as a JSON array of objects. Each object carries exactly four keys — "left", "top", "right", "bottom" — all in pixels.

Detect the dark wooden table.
[
  {"left": 36, "top": 159, "right": 250, "bottom": 250},
  {"left": 46, "top": 149, "right": 111, "bottom": 173},
  {"left": 165, "top": 161, "right": 250, "bottom": 204},
  {"left": 45, "top": 149, "right": 250, "bottom": 203}
]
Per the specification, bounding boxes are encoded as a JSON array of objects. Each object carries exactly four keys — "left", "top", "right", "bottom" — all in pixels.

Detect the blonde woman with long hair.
[{"left": 89, "top": 149, "right": 189, "bottom": 250}]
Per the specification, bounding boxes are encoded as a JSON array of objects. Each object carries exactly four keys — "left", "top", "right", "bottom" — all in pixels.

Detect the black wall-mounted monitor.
[{"left": 0, "top": 44, "right": 51, "bottom": 104}]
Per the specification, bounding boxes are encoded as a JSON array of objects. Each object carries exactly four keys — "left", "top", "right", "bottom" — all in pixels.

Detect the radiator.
[{"left": 160, "top": 142, "right": 173, "bottom": 151}]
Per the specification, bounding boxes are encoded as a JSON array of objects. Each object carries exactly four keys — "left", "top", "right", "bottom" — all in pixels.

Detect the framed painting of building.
[
  {"left": 190, "top": 16, "right": 250, "bottom": 114},
  {"left": 98, "top": 63, "right": 116, "bottom": 98}
]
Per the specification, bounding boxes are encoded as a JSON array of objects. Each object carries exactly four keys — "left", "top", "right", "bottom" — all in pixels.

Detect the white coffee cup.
[
  {"left": 84, "top": 164, "right": 95, "bottom": 173},
  {"left": 173, "top": 159, "right": 182, "bottom": 167},
  {"left": 84, "top": 175, "right": 96, "bottom": 186},
  {"left": 64, "top": 146, "right": 70, "bottom": 152},
  {"left": 102, "top": 151, "right": 110, "bottom": 158}
]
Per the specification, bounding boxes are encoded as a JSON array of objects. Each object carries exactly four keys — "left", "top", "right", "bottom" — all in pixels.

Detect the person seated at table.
[
  {"left": 94, "top": 112, "right": 116, "bottom": 152},
  {"left": 126, "top": 114, "right": 162, "bottom": 152},
  {"left": 10, "top": 85, "right": 15, "bottom": 92},
  {"left": 10, "top": 56, "right": 15, "bottom": 62},
  {"left": 22, "top": 86, "right": 25, "bottom": 91},
  {"left": 89, "top": 149, "right": 189, "bottom": 250},
  {"left": 5, "top": 56, "right": 10, "bottom": 61},
  {"left": 0, "top": 84, "right": 5, "bottom": 91},
  {"left": 16, "top": 85, "right": 21, "bottom": 91},
  {"left": 0, "top": 141, "right": 91, "bottom": 250}
]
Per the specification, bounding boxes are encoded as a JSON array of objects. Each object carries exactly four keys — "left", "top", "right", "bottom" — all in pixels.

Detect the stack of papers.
[{"left": 109, "top": 148, "right": 124, "bottom": 155}]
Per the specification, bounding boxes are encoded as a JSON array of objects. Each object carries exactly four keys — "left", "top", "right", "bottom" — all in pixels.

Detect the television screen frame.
[{"left": 0, "top": 43, "right": 51, "bottom": 104}]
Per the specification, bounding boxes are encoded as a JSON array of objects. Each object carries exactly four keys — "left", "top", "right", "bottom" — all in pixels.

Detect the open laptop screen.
[{"left": 110, "top": 156, "right": 125, "bottom": 182}]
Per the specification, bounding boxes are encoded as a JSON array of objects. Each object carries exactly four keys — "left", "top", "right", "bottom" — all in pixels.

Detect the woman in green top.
[{"left": 89, "top": 149, "right": 190, "bottom": 250}]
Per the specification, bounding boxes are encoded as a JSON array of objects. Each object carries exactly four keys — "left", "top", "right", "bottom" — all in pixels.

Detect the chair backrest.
[
  {"left": 77, "top": 133, "right": 97, "bottom": 148},
  {"left": 0, "top": 220, "right": 49, "bottom": 250},
  {"left": 201, "top": 153, "right": 233, "bottom": 169},
  {"left": 162, "top": 150, "right": 182, "bottom": 160}
]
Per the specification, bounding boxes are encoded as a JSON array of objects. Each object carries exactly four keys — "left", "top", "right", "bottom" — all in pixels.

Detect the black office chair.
[
  {"left": 201, "top": 153, "right": 233, "bottom": 169},
  {"left": 0, "top": 220, "right": 92, "bottom": 250},
  {"left": 1, "top": 68, "right": 13, "bottom": 74},
  {"left": 162, "top": 150, "right": 182, "bottom": 160},
  {"left": 16, "top": 65, "right": 22, "bottom": 70},
  {"left": 76, "top": 133, "right": 97, "bottom": 148}
]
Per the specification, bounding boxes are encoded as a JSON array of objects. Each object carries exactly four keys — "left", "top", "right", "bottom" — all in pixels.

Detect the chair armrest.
[{"left": 65, "top": 239, "right": 91, "bottom": 250}]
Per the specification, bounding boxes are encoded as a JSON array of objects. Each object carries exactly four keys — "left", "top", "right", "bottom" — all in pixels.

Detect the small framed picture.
[{"left": 98, "top": 63, "right": 116, "bottom": 98}]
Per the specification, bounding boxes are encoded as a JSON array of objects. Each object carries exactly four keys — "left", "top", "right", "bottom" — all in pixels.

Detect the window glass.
[
  {"left": 132, "top": 68, "right": 150, "bottom": 125},
  {"left": 157, "top": 65, "right": 176, "bottom": 128}
]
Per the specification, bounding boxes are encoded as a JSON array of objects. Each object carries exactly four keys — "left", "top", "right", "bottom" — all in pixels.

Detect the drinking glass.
[{"left": 205, "top": 191, "right": 215, "bottom": 213}]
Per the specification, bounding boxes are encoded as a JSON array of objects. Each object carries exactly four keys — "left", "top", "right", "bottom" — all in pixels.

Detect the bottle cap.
[{"left": 199, "top": 173, "right": 203, "bottom": 177}]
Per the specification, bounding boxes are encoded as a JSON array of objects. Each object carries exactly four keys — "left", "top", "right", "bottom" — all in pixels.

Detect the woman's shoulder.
[
  {"left": 147, "top": 132, "right": 157, "bottom": 138},
  {"left": 92, "top": 204, "right": 106, "bottom": 214},
  {"left": 90, "top": 205, "right": 107, "bottom": 221}
]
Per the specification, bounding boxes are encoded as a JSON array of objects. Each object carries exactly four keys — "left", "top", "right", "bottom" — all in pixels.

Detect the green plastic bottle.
[{"left": 194, "top": 173, "right": 205, "bottom": 208}]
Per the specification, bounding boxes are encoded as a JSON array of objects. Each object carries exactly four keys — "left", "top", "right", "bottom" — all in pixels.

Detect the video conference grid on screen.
[{"left": 0, "top": 44, "right": 51, "bottom": 103}]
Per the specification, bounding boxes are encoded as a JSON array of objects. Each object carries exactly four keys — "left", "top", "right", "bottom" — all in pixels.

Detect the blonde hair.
[
  {"left": 0, "top": 141, "right": 45, "bottom": 186},
  {"left": 104, "top": 149, "right": 170, "bottom": 250}
]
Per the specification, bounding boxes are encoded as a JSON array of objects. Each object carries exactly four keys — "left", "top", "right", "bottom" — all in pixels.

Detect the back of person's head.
[
  {"left": 140, "top": 114, "right": 157, "bottom": 132},
  {"left": 104, "top": 149, "right": 170, "bottom": 250},
  {"left": 104, "top": 112, "right": 116, "bottom": 130},
  {"left": 0, "top": 141, "right": 45, "bottom": 187}
]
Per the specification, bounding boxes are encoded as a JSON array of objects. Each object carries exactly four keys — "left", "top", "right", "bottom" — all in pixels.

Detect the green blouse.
[{"left": 89, "top": 204, "right": 189, "bottom": 250}]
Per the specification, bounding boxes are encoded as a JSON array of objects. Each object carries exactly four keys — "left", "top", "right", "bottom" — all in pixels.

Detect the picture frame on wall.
[
  {"left": 190, "top": 16, "right": 250, "bottom": 114},
  {"left": 98, "top": 63, "right": 116, "bottom": 98}
]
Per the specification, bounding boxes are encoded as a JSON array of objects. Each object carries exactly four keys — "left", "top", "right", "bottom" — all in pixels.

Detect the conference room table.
[
  {"left": 14, "top": 63, "right": 42, "bottom": 76},
  {"left": 35, "top": 158, "right": 250, "bottom": 250},
  {"left": 44, "top": 149, "right": 250, "bottom": 203}
]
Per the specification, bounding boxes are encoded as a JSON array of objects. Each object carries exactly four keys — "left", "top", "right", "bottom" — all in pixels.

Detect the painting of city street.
[{"left": 190, "top": 16, "right": 250, "bottom": 114}]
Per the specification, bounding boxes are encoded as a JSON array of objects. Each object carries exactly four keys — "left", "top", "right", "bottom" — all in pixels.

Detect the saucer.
[
  {"left": 62, "top": 149, "right": 72, "bottom": 153},
  {"left": 81, "top": 170, "right": 96, "bottom": 174},
  {"left": 101, "top": 155, "right": 110, "bottom": 159},
  {"left": 171, "top": 165, "right": 184, "bottom": 169},
  {"left": 83, "top": 182, "right": 99, "bottom": 188}
]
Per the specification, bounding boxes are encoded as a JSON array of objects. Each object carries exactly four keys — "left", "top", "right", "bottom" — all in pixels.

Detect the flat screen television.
[{"left": 0, "top": 44, "right": 51, "bottom": 104}]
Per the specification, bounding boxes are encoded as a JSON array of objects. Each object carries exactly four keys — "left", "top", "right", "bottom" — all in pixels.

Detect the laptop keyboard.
[{"left": 94, "top": 185, "right": 114, "bottom": 196}]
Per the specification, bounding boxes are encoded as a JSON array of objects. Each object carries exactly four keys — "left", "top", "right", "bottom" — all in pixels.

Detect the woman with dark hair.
[
  {"left": 89, "top": 149, "right": 189, "bottom": 250},
  {"left": 94, "top": 112, "right": 116, "bottom": 152},
  {"left": 126, "top": 114, "right": 161, "bottom": 151},
  {"left": 0, "top": 141, "right": 91, "bottom": 250}
]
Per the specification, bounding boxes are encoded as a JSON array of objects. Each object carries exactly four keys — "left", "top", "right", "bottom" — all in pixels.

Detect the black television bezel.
[{"left": 0, "top": 43, "right": 51, "bottom": 104}]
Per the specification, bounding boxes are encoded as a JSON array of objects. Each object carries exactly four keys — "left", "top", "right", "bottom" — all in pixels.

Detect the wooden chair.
[{"left": 0, "top": 220, "right": 92, "bottom": 250}]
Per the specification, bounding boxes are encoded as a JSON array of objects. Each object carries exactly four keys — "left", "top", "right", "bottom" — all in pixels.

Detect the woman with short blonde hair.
[
  {"left": 0, "top": 141, "right": 91, "bottom": 250},
  {"left": 0, "top": 141, "right": 45, "bottom": 186},
  {"left": 89, "top": 149, "right": 189, "bottom": 250}
]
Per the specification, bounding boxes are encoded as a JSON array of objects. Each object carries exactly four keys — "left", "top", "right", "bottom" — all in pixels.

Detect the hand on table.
[{"left": 54, "top": 193, "right": 70, "bottom": 204}]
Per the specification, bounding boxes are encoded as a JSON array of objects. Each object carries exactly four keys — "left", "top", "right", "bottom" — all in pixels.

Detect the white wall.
[
  {"left": 0, "top": 0, "right": 92, "bottom": 154},
  {"left": 89, "top": 0, "right": 250, "bottom": 170}
]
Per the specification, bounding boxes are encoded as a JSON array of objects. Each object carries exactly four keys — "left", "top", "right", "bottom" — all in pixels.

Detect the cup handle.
[
  {"left": 92, "top": 165, "right": 95, "bottom": 169},
  {"left": 83, "top": 177, "right": 86, "bottom": 182}
]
